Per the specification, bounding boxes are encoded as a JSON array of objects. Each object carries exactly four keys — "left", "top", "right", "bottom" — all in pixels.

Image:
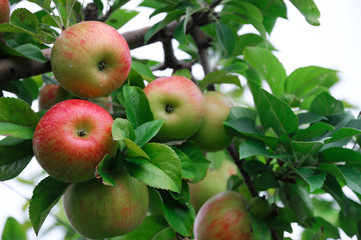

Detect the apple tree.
[{"left": 0, "top": 0, "right": 360, "bottom": 239}]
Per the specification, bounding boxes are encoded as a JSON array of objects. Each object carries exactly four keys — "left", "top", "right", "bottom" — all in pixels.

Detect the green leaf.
[
  {"left": 251, "top": 86, "right": 298, "bottom": 137},
  {"left": 251, "top": 215, "right": 272, "bottom": 240},
  {"left": 239, "top": 140, "right": 288, "bottom": 159},
  {"left": 319, "top": 147, "right": 361, "bottom": 167},
  {"left": 254, "top": 171, "right": 279, "bottom": 191},
  {"left": 173, "top": 7, "right": 192, "bottom": 45},
  {"left": 122, "top": 84, "right": 153, "bottom": 128},
  {"left": 126, "top": 143, "right": 182, "bottom": 193},
  {"left": 244, "top": 47, "right": 287, "bottom": 97},
  {"left": 124, "top": 215, "right": 168, "bottom": 240},
  {"left": 1, "top": 217, "right": 26, "bottom": 240},
  {"left": 0, "top": 138, "right": 33, "bottom": 166},
  {"left": 216, "top": 21, "right": 235, "bottom": 56},
  {"left": 175, "top": 141, "right": 210, "bottom": 183},
  {"left": 160, "top": 191, "right": 195, "bottom": 237},
  {"left": 292, "top": 141, "right": 323, "bottom": 155},
  {"left": 172, "top": 147, "right": 197, "bottom": 180},
  {"left": 109, "top": 0, "right": 129, "bottom": 11},
  {"left": 227, "top": 107, "right": 257, "bottom": 122},
  {"left": 285, "top": 66, "right": 339, "bottom": 98},
  {"left": 29, "top": 176, "right": 69, "bottom": 235},
  {"left": 0, "top": 154, "right": 32, "bottom": 181},
  {"left": 293, "top": 122, "right": 334, "bottom": 141},
  {"left": 0, "top": 23, "right": 28, "bottom": 33},
  {"left": 289, "top": 0, "right": 321, "bottom": 26},
  {"left": 131, "top": 61, "right": 155, "bottom": 81},
  {"left": 134, "top": 119, "right": 164, "bottom": 147},
  {"left": 243, "top": 160, "right": 269, "bottom": 176},
  {"left": 112, "top": 118, "right": 135, "bottom": 141},
  {"left": 337, "top": 165, "right": 361, "bottom": 195},
  {"left": 10, "top": 8, "right": 39, "bottom": 34},
  {"left": 199, "top": 70, "right": 241, "bottom": 91},
  {"left": 123, "top": 138, "right": 150, "bottom": 159},
  {"left": 0, "top": 122, "right": 34, "bottom": 139},
  {"left": 95, "top": 154, "right": 117, "bottom": 186},
  {"left": 297, "top": 112, "right": 327, "bottom": 125},
  {"left": 106, "top": 9, "right": 139, "bottom": 29},
  {"left": 127, "top": 68, "right": 146, "bottom": 88},
  {"left": 0, "top": 97, "right": 39, "bottom": 128},
  {"left": 297, "top": 168, "right": 326, "bottom": 192},
  {"left": 310, "top": 92, "right": 344, "bottom": 116},
  {"left": 0, "top": 42, "right": 47, "bottom": 62},
  {"left": 326, "top": 127, "right": 361, "bottom": 143}
]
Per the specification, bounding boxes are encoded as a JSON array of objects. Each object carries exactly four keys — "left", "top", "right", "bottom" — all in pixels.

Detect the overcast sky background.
[{"left": 1, "top": 0, "right": 361, "bottom": 239}]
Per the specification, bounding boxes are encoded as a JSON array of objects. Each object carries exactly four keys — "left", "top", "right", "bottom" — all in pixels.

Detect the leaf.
[
  {"left": 319, "top": 147, "right": 361, "bottom": 167},
  {"left": 106, "top": 9, "right": 139, "bottom": 29},
  {"left": 216, "top": 21, "right": 235, "bottom": 56},
  {"left": 1, "top": 217, "right": 26, "bottom": 240},
  {"left": 29, "top": 176, "right": 69, "bottom": 235},
  {"left": 109, "top": 0, "right": 129, "bottom": 11},
  {"left": 127, "top": 68, "right": 145, "bottom": 88},
  {"left": 0, "top": 122, "right": 34, "bottom": 139},
  {"left": 292, "top": 122, "right": 334, "bottom": 141},
  {"left": 254, "top": 171, "right": 279, "bottom": 191},
  {"left": 292, "top": 141, "right": 323, "bottom": 155},
  {"left": 122, "top": 84, "right": 153, "bottom": 128},
  {"left": 0, "top": 97, "right": 39, "bottom": 129},
  {"left": 126, "top": 143, "right": 182, "bottom": 193},
  {"left": 297, "top": 112, "right": 327, "bottom": 125},
  {"left": 227, "top": 107, "right": 257, "bottom": 122},
  {"left": 123, "top": 138, "right": 150, "bottom": 159},
  {"left": 134, "top": 119, "right": 164, "bottom": 147},
  {"left": 112, "top": 118, "right": 135, "bottom": 141},
  {"left": 0, "top": 154, "right": 32, "bottom": 181},
  {"left": 243, "top": 160, "right": 269, "bottom": 176},
  {"left": 0, "top": 42, "right": 47, "bottom": 62},
  {"left": 10, "top": 8, "right": 39, "bottom": 34},
  {"left": 95, "top": 154, "right": 117, "bottom": 186},
  {"left": 289, "top": 0, "right": 321, "bottom": 26},
  {"left": 0, "top": 23, "right": 27, "bottom": 33},
  {"left": 337, "top": 165, "right": 361, "bottom": 195},
  {"left": 175, "top": 141, "right": 210, "bottom": 183},
  {"left": 172, "top": 147, "right": 197, "bottom": 180},
  {"left": 124, "top": 215, "right": 168, "bottom": 240},
  {"left": 310, "top": 92, "right": 344, "bottom": 116},
  {"left": 297, "top": 168, "right": 326, "bottom": 192},
  {"left": 251, "top": 86, "right": 298, "bottom": 137},
  {"left": 251, "top": 215, "right": 272, "bottom": 240},
  {"left": 239, "top": 141, "right": 288, "bottom": 159},
  {"left": 131, "top": 61, "right": 155, "bottom": 81},
  {"left": 326, "top": 127, "right": 361, "bottom": 143},
  {"left": 244, "top": 47, "right": 287, "bottom": 97},
  {"left": 199, "top": 70, "right": 241, "bottom": 90},
  {"left": 173, "top": 7, "right": 192, "bottom": 45}
]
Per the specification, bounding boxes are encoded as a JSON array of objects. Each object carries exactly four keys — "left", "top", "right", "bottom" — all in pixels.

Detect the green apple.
[
  {"left": 191, "top": 91, "right": 234, "bottom": 152},
  {"left": 190, "top": 159, "right": 238, "bottom": 212},
  {"left": 144, "top": 76, "right": 205, "bottom": 141},
  {"left": 33, "top": 99, "right": 117, "bottom": 183},
  {"left": 38, "top": 84, "right": 69, "bottom": 110},
  {"left": 51, "top": 21, "right": 131, "bottom": 99},
  {"left": 0, "top": 0, "right": 10, "bottom": 24},
  {"left": 248, "top": 196, "right": 271, "bottom": 219},
  {"left": 193, "top": 191, "right": 253, "bottom": 240},
  {"left": 63, "top": 169, "right": 149, "bottom": 239}
]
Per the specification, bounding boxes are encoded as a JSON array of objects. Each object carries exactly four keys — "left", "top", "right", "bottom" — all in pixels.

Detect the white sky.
[{"left": 1, "top": 0, "right": 361, "bottom": 239}]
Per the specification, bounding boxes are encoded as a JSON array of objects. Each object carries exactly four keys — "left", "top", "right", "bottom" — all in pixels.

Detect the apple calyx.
[
  {"left": 98, "top": 61, "right": 107, "bottom": 71},
  {"left": 165, "top": 103, "right": 174, "bottom": 113}
]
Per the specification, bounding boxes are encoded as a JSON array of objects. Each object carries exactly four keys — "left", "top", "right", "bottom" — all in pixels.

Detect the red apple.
[
  {"left": 32, "top": 99, "right": 117, "bottom": 183},
  {"left": 144, "top": 76, "right": 205, "bottom": 141},
  {"left": 38, "top": 84, "right": 69, "bottom": 110},
  {"left": 63, "top": 169, "right": 149, "bottom": 239},
  {"left": 191, "top": 91, "right": 234, "bottom": 152},
  {"left": 190, "top": 160, "right": 238, "bottom": 212},
  {"left": 0, "top": 0, "right": 10, "bottom": 24},
  {"left": 193, "top": 191, "right": 253, "bottom": 240},
  {"left": 51, "top": 21, "right": 131, "bottom": 99}
]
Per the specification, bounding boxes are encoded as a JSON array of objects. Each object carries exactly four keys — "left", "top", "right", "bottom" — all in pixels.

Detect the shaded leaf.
[{"left": 290, "top": 0, "right": 320, "bottom": 26}]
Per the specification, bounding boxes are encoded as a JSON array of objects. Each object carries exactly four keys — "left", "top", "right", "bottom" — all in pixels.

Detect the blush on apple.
[
  {"left": 51, "top": 21, "right": 131, "bottom": 99},
  {"left": 144, "top": 75, "right": 205, "bottom": 142},
  {"left": 0, "top": 0, "right": 10, "bottom": 24},
  {"left": 63, "top": 169, "right": 149, "bottom": 239},
  {"left": 32, "top": 99, "right": 117, "bottom": 183},
  {"left": 38, "top": 84, "right": 69, "bottom": 110}
]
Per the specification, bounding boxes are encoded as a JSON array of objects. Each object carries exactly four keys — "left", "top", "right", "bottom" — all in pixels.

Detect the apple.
[
  {"left": 190, "top": 159, "right": 238, "bottom": 212},
  {"left": 144, "top": 76, "right": 205, "bottom": 141},
  {"left": 0, "top": 0, "right": 10, "bottom": 24},
  {"left": 51, "top": 21, "right": 131, "bottom": 99},
  {"left": 193, "top": 191, "right": 253, "bottom": 240},
  {"left": 248, "top": 196, "right": 271, "bottom": 219},
  {"left": 191, "top": 91, "right": 234, "bottom": 152},
  {"left": 38, "top": 84, "right": 69, "bottom": 110},
  {"left": 32, "top": 99, "right": 117, "bottom": 183},
  {"left": 63, "top": 169, "right": 149, "bottom": 239}
]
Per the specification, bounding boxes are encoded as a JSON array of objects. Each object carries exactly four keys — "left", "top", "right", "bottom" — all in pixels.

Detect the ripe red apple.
[
  {"left": 51, "top": 21, "right": 131, "bottom": 99},
  {"left": 32, "top": 99, "right": 117, "bottom": 183},
  {"left": 193, "top": 191, "right": 253, "bottom": 240},
  {"left": 38, "top": 84, "right": 69, "bottom": 110},
  {"left": 191, "top": 91, "right": 234, "bottom": 152},
  {"left": 144, "top": 76, "right": 205, "bottom": 141},
  {"left": 190, "top": 160, "right": 238, "bottom": 212},
  {"left": 63, "top": 169, "right": 149, "bottom": 239},
  {"left": 0, "top": 0, "right": 10, "bottom": 24}
]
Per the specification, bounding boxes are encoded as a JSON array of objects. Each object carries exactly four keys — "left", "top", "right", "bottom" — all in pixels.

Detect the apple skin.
[
  {"left": 38, "top": 84, "right": 69, "bottom": 110},
  {"left": 191, "top": 91, "right": 234, "bottom": 152},
  {"left": 32, "top": 99, "right": 117, "bottom": 183},
  {"left": 63, "top": 170, "right": 149, "bottom": 239},
  {"left": 193, "top": 191, "right": 253, "bottom": 240},
  {"left": 51, "top": 21, "right": 131, "bottom": 99},
  {"left": 0, "top": 0, "right": 10, "bottom": 24},
  {"left": 190, "top": 160, "right": 238, "bottom": 212},
  {"left": 144, "top": 76, "right": 205, "bottom": 141}
]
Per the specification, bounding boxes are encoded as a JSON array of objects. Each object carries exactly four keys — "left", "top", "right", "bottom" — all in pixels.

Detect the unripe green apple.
[
  {"left": 144, "top": 76, "right": 205, "bottom": 141},
  {"left": 248, "top": 196, "right": 271, "bottom": 219},
  {"left": 63, "top": 170, "right": 149, "bottom": 239},
  {"left": 33, "top": 99, "right": 117, "bottom": 183},
  {"left": 0, "top": 0, "right": 10, "bottom": 24},
  {"left": 191, "top": 91, "right": 234, "bottom": 152},
  {"left": 190, "top": 160, "right": 238, "bottom": 212},
  {"left": 51, "top": 21, "right": 131, "bottom": 99},
  {"left": 193, "top": 191, "right": 253, "bottom": 240},
  {"left": 38, "top": 84, "right": 69, "bottom": 110}
]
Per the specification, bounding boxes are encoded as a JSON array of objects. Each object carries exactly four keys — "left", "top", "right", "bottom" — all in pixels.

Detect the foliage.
[{"left": 1, "top": 0, "right": 360, "bottom": 239}]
